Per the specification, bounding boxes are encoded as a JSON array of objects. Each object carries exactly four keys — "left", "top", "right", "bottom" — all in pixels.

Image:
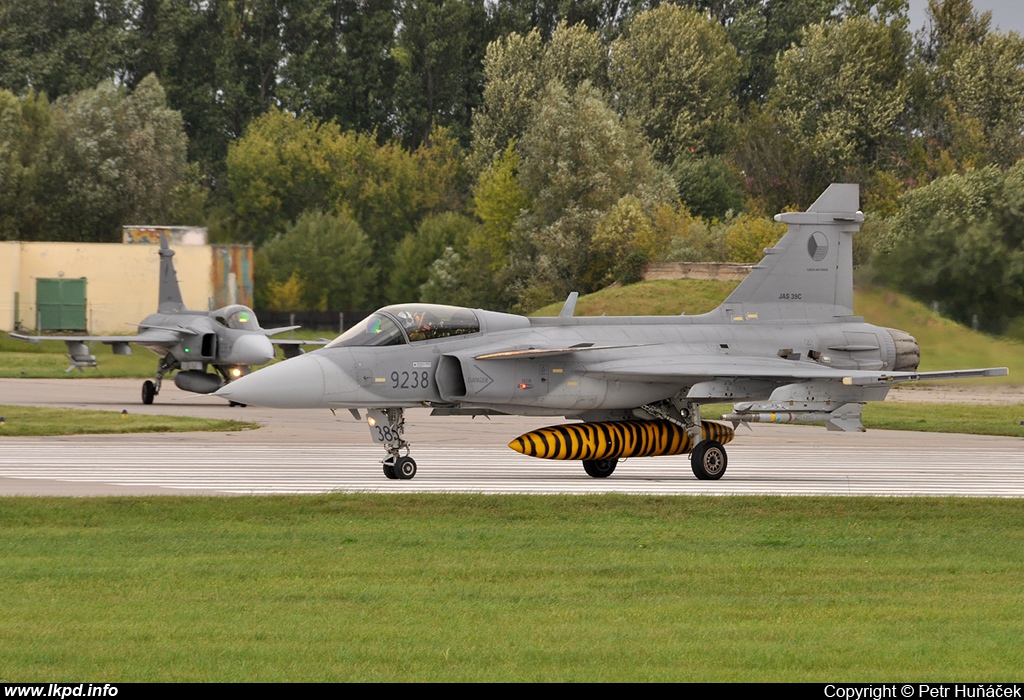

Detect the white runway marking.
[{"left": 2, "top": 441, "right": 1023, "bottom": 496}]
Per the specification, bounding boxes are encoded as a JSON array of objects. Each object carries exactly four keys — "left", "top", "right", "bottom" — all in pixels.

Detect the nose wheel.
[{"left": 383, "top": 455, "right": 417, "bottom": 480}]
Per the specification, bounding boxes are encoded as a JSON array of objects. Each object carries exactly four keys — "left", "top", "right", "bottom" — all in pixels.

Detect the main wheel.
[
  {"left": 690, "top": 440, "right": 727, "bottom": 480},
  {"left": 382, "top": 456, "right": 399, "bottom": 480},
  {"left": 141, "top": 380, "right": 156, "bottom": 405},
  {"left": 582, "top": 458, "right": 618, "bottom": 478},
  {"left": 395, "top": 456, "right": 417, "bottom": 480}
]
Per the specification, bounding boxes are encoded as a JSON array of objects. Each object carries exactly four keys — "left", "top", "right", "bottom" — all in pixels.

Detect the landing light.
[
  {"left": 367, "top": 416, "right": 377, "bottom": 427},
  {"left": 230, "top": 367, "right": 243, "bottom": 378}
]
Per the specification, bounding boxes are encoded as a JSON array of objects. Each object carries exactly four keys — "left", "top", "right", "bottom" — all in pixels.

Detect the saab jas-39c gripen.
[
  {"left": 11, "top": 235, "right": 321, "bottom": 405},
  {"left": 215, "top": 184, "right": 1008, "bottom": 480}
]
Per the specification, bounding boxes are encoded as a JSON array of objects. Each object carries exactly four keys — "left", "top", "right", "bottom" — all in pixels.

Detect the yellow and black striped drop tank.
[{"left": 508, "top": 419, "right": 734, "bottom": 461}]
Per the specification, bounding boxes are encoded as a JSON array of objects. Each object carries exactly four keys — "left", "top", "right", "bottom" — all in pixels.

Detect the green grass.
[
  {"left": 533, "top": 280, "right": 1024, "bottom": 384},
  {"left": 700, "top": 402, "right": 1024, "bottom": 438},
  {"left": 1, "top": 494, "right": 1023, "bottom": 681},
  {"left": 854, "top": 287, "right": 1022, "bottom": 376},
  {"left": 863, "top": 402, "right": 1024, "bottom": 437},
  {"left": 0, "top": 405, "right": 256, "bottom": 436},
  {"left": 532, "top": 278, "right": 739, "bottom": 317}
]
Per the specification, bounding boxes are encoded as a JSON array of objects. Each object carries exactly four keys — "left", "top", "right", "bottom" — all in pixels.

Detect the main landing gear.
[
  {"left": 582, "top": 458, "right": 618, "bottom": 478},
  {"left": 372, "top": 408, "right": 417, "bottom": 480},
  {"left": 682, "top": 401, "right": 727, "bottom": 480},
  {"left": 690, "top": 440, "right": 727, "bottom": 480},
  {"left": 640, "top": 399, "right": 729, "bottom": 480},
  {"left": 141, "top": 356, "right": 178, "bottom": 405}
]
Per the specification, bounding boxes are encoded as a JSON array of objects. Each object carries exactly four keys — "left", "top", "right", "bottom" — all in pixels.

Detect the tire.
[
  {"left": 690, "top": 440, "right": 727, "bottom": 480},
  {"left": 382, "top": 457, "right": 399, "bottom": 480},
  {"left": 395, "top": 456, "right": 417, "bottom": 480},
  {"left": 582, "top": 458, "right": 618, "bottom": 478},
  {"left": 141, "top": 380, "right": 156, "bottom": 405}
]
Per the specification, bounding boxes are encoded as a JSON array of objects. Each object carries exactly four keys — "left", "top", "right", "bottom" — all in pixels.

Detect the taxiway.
[{"left": 1, "top": 378, "right": 1022, "bottom": 496}]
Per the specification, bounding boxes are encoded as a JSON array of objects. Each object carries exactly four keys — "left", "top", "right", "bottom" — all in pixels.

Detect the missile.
[
  {"left": 509, "top": 420, "right": 734, "bottom": 461},
  {"left": 723, "top": 411, "right": 834, "bottom": 424}
]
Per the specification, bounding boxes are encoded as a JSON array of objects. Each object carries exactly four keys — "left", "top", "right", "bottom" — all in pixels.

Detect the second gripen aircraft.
[{"left": 216, "top": 184, "right": 1008, "bottom": 480}]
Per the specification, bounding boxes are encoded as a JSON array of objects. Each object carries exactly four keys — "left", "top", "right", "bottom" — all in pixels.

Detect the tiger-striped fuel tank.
[{"left": 508, "top": 420, "right": 734, "bottom": 460}]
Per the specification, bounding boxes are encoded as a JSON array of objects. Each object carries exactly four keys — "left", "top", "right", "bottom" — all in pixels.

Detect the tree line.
[{"left": 1, "top": 0, "right": 1023, "bottom": 333}]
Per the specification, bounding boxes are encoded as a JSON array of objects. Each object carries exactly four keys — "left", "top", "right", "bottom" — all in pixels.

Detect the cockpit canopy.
[
  {"left": 214, "top": 305, "right": 262, "bottom": 330},
  {"left": 325, "top": 304, "right": 481, "bottom": 348}
]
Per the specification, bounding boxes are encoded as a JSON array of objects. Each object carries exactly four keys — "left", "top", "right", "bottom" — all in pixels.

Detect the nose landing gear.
[{"left": 368, "top": 408, "right": 417, "bottom": 480}]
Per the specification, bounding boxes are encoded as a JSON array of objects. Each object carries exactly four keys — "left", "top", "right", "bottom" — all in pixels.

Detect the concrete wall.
[
  {"left": 0, "top": 242, "right": 21, "bottom": 331},
  {"left": 1, "top": 242, "right": 215, "bottom": 333},
  {"left": 642, "top": 262, "right": 754, "bottom": 282}
]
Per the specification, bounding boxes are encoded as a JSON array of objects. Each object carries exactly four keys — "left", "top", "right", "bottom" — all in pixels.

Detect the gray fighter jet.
[
  {"left": 215, "top": 184, "right": 1007, "bottom": 479},
  {"left": 11, "top": 235, "right": 321, "bottom": 404}
]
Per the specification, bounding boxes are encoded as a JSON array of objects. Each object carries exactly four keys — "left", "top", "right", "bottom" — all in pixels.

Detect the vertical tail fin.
[
  {"left": 157, "top": 233, "right": 186, "bottom": 313},
  {"left": 720, "top": 183, "right": 861, "bottom": 322}
]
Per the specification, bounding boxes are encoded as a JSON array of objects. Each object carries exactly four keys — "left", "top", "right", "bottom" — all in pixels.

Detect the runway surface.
[{"left": 2, "top": 378, "right": 1023, "bottom": 496}]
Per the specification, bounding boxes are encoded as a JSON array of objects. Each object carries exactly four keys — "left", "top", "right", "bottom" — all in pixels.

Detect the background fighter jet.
[
  {"left": 215, "top": 184, "right": 1007, "bottom": 480},
  {"left": 11, "top": 235, "right": 321, "bottom": 404}
]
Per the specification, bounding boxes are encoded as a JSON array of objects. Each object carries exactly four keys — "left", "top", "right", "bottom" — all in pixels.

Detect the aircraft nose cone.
[
  {"left": 226, "top": 333, "right": 275, "bottom": 366},
  {"left": 216, "top": 353, "right": 326, "bottom": 408}
]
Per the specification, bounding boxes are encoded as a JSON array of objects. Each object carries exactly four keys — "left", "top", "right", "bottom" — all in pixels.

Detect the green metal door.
[{"left": 36, "top": 278, "right": 87, "bottom": 331}]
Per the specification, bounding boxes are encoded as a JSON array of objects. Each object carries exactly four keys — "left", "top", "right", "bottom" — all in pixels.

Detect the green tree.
[
  {"left": 467, "top": 27, "right": 545, "bottom": 174},
  {"left": 226, "top": 108, "right": 344, "bottom": 246},
  {"left": 766, "top": 14, "right": 912, "bottom": 201},
  {"left": 34, "top": 74, "right": 197, "bottom": 241},
  {"left": 723, "top": 213, "right": 786, "bottom": 263},
  {"left": 259, "top": 210, "right": 377, "bottom": 311},
  {"left": 670, "top": 153, "right": 747, "bottom": 220},
  {"left": 712, "top": 0, "right": 841, "bottom": 104},
  {"left": 228, "top": 110, "right": 470, "bottom": 300},
  {"left": 388, "top": 212, "right": 479, "bottom": 302},
  {"left": 0, "top": 89, "right": 50, "bottom": 240},
  {"left": 906, "top": 0, "right": 1024, "bottom": 176},
  {"left": 592, "top": 195, "right": 656, "bottom": 284},
  {"left": 393, "top": 0, "right": 488, "bottom": 149},
  {"left": 0, "top": 0, "right": 133, "bottom": 99},
  {"left": 276, "top": 0, "right": 400, "bottom": 136},
  {"left": 944, "top": 32, "right": 1024, "bottom": 167},
  {"left": 878, "top": 163, "right": 1024, "bottom": 332},
  {"left": 511, "top": 80, "right": 676, "bottom": 305},
  {"left": 469, "top": 21, "right": 606, "bottom": 173},
  {"left": 472, "top": 141, "right": 529, "bottom": 273},
  {"left": 610, "top": 4, "right": 741, "bottom": 160}
]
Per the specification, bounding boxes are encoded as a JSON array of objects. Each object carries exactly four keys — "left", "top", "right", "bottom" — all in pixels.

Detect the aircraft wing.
[
  {"left": 583, "top": 354, "right": 1008, "bottom": 385},
  {"left": 9, "top": 330, "right": 182, "bottom": 347}
]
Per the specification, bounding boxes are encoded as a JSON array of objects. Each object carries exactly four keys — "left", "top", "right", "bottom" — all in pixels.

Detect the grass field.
[
  {"left": 2, "top": 494, "right": 1022, "bottom": 682},
  {"left": 0, "top": 404, "right": 256, "bottom": 436},
  {"left": 699, "top": 402, "right": 1024, "bottom": 438},
  {"left": 863, "top": 402, "right": 1024, "bottom": 437}
]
